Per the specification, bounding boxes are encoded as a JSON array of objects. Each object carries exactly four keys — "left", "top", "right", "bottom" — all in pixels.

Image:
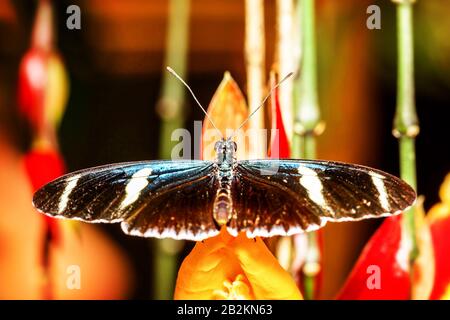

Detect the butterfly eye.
[{"left": 214, "top": 141, "right": 223, "bottom": 152}]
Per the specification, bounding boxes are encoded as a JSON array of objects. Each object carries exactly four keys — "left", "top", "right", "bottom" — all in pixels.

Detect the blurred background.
[{"left": 0, "top": 0, "right": 449, "bottom": 299}]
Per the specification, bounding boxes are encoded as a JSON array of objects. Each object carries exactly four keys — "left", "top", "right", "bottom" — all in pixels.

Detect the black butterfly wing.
[
  {"left": 33, "top": 160, "right": 220, "bottom": 240},
  {"left": 229, "top": 159, "right": 416, "bottom": 237}
]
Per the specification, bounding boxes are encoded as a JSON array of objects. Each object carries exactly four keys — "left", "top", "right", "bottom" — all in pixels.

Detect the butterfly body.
[{"left": 213, "top": 138, "right": 238, "bottom": 225}]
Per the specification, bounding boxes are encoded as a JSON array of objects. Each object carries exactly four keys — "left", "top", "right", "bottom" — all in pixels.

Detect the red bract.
[
  {"left": 268, "top": 73, "right": 290, "bottom": 159},
  {"left": 23, "top": 148, "right": 66, "bottom": 251},
  {"left": 18, "top": 0, "right": 51, "bottom": 132},
  {"left": 18, "top": 48, "right": 48, "bottom": 132},
  {"left": 427, "top": 174, "right": 450, "bottom": 299},
  {"left": 23, "top": 149, "right": 66, "bottom": 191},
  {"left": 18, "top": 49, "right": 68, "bottom": 134},
  {"left": 17, "top": 0, "right": 68, "bottom": 134},
  {"left": 429, "top": 216, "right": 450, "bottom": 299},
  {"left": 22, "top": 148, "right": 66, "bottom": 299},
  {"left": 337, "top": 215, "right": 411, "bottom": 299},
  {"left": 337, "top": 193, "right": 437, "bottom": 300},
  {"left": 17, "top": 0, "right": 69, "bottom": 299}
]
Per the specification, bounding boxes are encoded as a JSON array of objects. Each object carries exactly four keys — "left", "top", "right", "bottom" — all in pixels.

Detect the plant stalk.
[
  {"left": 392, "top": 0, "right": 420, "bottom": 289},
  {"left": 276, "top": 0, "right": 295, "bottom": 141},
  {"left": 292, "top": 0, "right": 322, "bottom": 300},
  {"left": 154, "top": 0, "right": 190, "bottom": 300},
  {"left": 245, "top": 0, "right": 266, "bottom": 158}
]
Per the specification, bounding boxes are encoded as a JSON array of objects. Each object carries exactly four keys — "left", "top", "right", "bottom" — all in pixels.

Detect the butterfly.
[{"left": 32, "top": 68, "right": 416, "bottom": 241}]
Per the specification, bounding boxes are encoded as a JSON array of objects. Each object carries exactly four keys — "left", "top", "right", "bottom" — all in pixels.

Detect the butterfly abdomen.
[{"left": 213, "top": 167, "right": 234, "bottom": 226}]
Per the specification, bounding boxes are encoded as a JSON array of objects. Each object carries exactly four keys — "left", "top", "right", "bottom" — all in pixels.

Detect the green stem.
[
  {"left": 303, "top": 136, "right": 317, "bottom": 159},
  {"left": 399, "top": 137, "right": 417, "bottom": 189},
  {"left": 393, "top": 0, "right": 419, "bottom": 292},
  {"left": 292, "top": 0, "right": 322, "bottom": 300},
  {"left": 394, "top": 2, "right": 418, "bottom": 141},
  {"left": 154, "top": 0, "right": 190, "bottom": 300},
  {"left": 399, "top": 137, "right": 418, "bottom": 262},
  {"left": 293, "top": 0, "right": 320, "bottom": 139},
  {"left": 154, "top": 238, "right": 183, "bottom": 300}
]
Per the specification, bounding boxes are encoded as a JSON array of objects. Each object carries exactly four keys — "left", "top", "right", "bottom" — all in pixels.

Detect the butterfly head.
[{"left": 214, "top": 138, "right": 237, "bottom": 165}]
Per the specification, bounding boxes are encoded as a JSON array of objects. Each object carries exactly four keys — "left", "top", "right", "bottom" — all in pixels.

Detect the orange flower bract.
[{"left": 174, "top": 228, "right": 302, "bottom": 300}]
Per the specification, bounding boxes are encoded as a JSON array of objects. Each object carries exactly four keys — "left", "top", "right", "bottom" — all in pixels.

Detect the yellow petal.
[
  {"left": 212, "top": 274, "right": 254, "bottom": 300},
  {"left": 230, "top": 233, "right": 302, "bottom": 300},
  {"left": 441, "top": 284, "right": 450, "bottom": 300},
  {"left": 175, "top": 229, "right": 302, "bottom": 300},
  {"left": 174, "top": 229, "right": 241, "bottom": 299},
  {"left": 427, "top": 203, "right": 450, "bottom": 224},
  {"left": 44, "top": 53, "right": 69, "bottom": 129},
  {"left": 439, "top": 173, "right": 450, "bottom": 205}
]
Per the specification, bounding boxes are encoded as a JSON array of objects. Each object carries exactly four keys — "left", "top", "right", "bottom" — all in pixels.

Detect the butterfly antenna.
[
  {"left": 166, "top": 67, "right": 223, "bottom": 138},
  {"left": 229, "top": 72, "right": 294, "bottom": 140}
]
